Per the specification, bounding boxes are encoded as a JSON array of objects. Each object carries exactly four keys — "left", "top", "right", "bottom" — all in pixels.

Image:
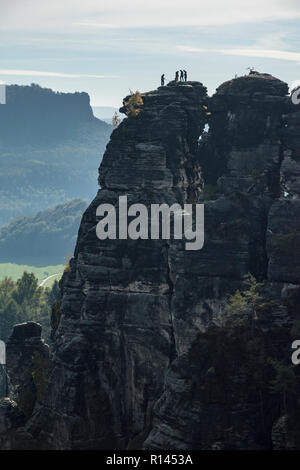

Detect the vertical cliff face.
[
  {"left": 167, "top": 73, "right": 289, "bottom": 355},
  {"left": 1, "top": 74, "right": 300, "bottom": 450},
  {"left": 267, "top": 96, "right": 300, "bottom": 285},
  {"left": 203, "top": 73, "right": 287, "bottom": 196},
  {"left": 144, "top": 74, "right": 300, "bottom": 450},
  {"left": 26, "top": 81, "right": 208, "bottom": 450},
  {"left": 98, "top": 82, "right": 207, "bottom": 203}
]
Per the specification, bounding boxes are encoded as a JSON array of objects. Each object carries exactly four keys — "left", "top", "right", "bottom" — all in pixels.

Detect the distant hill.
[
  {"left": 0, "top": 199, "right": 88, "bottom": 266},
  {"left": 0, "top": 84, "right": 112, "bottom": 225}
]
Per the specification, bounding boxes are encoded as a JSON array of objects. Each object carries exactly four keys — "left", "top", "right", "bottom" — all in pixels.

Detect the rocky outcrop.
[
  {"left": 144, "top": 327, "right": 283, "bottom": 450},
  {"left": 24, "top": 81, "right": 209, "bottom": 450},
  {"left": 1, "top": 73, "right": 300, "bottom": 450},
  {"left": 6, "top": 322, "right": 49, "bottom": 421},
  {"left": 267, "top": 198, "right": 300, "bottom": 284},
  {"left": 266, "top": 94, "right": 300, "bottom": 285},
  {"left": 0, "top": 398, "right": 24, "bottom": 450},
  {"left": 0, "top": 322, "right": 49, "bottom": 449},
  {"left": 198, "top": 73, "right": 287, "bottom": 196},
  {"left": 144, "top": 74, "right": 300, "bottom": 450},
  {"left": 169, "top": 73, "right": 289, "bottom": 354}
]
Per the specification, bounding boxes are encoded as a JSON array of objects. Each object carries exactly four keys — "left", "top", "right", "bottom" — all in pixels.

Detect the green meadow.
[{"left": 0, "top": 263, "right": 64, "bottom": 285}]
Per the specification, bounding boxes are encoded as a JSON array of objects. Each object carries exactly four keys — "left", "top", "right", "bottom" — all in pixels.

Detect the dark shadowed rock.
[
  {"left": 267, "top": 199, "right": 300, "bottom": 283},
  {"left": 1, "top": 73, "right": 300, "bottom": 450},
  {"left": 6, "top": 322, "right": 49, "bottom": 426},
  {"left": 0, "top": 398, "right": 24, "bottom": 449},
  {"left": 10, "top": 322, "right": 42, "bottom": 341}
]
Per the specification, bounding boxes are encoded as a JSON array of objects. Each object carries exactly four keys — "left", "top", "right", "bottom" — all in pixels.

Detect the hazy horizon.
[{"left": 1, "top": 1, "right": 300, "bottom": 107}]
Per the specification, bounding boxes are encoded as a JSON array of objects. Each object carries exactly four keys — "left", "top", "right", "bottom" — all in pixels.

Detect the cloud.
[
  {"left": 177, "top": 46, "right": 300, "bottom": 63},
  {"left": 0, "top": 69, "right": 117, "bottom": 78},
  {"left": 1, "top": 0, "right": 300, "bottom": 31},
  {"left": 73, "top": 22, "right": 120, "bottom": 29},
  {"left": 256, "top": 32, "right": 289, "bottom": 50},
  {"left": 224, "top": 49, "right": 300, "bottom": 62}
]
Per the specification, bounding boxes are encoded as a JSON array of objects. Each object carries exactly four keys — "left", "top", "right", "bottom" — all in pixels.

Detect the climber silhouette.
[
  {"left": 161, "top": 74, "right": 165, "bottom": 86},
  {"left": 180, "top": 70, "right": 184, "bottom": 81},
  {"left": 184, "top": 70, "right": 187, "bottom": 82},
  {"left": 175, "top": 71, "right": 179, "bottom": 82}
]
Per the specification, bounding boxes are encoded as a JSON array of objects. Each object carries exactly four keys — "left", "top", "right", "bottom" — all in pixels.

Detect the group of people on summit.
[
  {"left": 160, "top": 70, "right": 188, "bottom": 86},
  {"left": 176, "top": 70, "right": 188, "bottom": 82}
]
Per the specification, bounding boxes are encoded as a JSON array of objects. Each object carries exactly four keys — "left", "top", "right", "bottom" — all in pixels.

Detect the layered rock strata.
[{"left": 1, "top": 74, "right": 300, "bottom": 450}]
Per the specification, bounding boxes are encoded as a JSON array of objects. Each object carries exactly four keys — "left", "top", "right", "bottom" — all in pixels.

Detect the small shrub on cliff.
[
  {"left": 64, "top": 253, "right": 72, "bottom": 273},
  {"left": 112, "top": 112, "right": 121, "bottom": 127},
  {"left": 124, "top": 91, "right": 143, "bottom": 117},
  {"left": 226, "top": 274, "right": 265, "bottom": 335}
]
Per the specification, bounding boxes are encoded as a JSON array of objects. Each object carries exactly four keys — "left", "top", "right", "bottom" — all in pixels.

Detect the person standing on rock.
[
  {"left": 175, "top": 71, "right": 179, "bottom": 82},
  {"left": 161, "top": 74, "right": 165, "bottom": 86},
  {"left": 180, "top": 70, "right": 184, "bottom": 81},
  {"left": 184, "top": 70, "right": 187, "bottom": 82}
]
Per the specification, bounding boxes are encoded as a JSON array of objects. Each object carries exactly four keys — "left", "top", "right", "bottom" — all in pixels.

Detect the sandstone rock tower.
[{"left": 1, "top": 74, "right": 300, "bottom": 450}]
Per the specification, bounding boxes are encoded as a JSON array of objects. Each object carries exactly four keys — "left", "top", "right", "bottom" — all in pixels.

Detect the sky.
[{"left": 1, "top": 0, "right": 300, "bottom": 107}]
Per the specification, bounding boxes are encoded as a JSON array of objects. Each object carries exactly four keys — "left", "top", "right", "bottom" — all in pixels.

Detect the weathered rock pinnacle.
[{"left": 1, "top": 74, "right": 300, "bottom": 450}]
